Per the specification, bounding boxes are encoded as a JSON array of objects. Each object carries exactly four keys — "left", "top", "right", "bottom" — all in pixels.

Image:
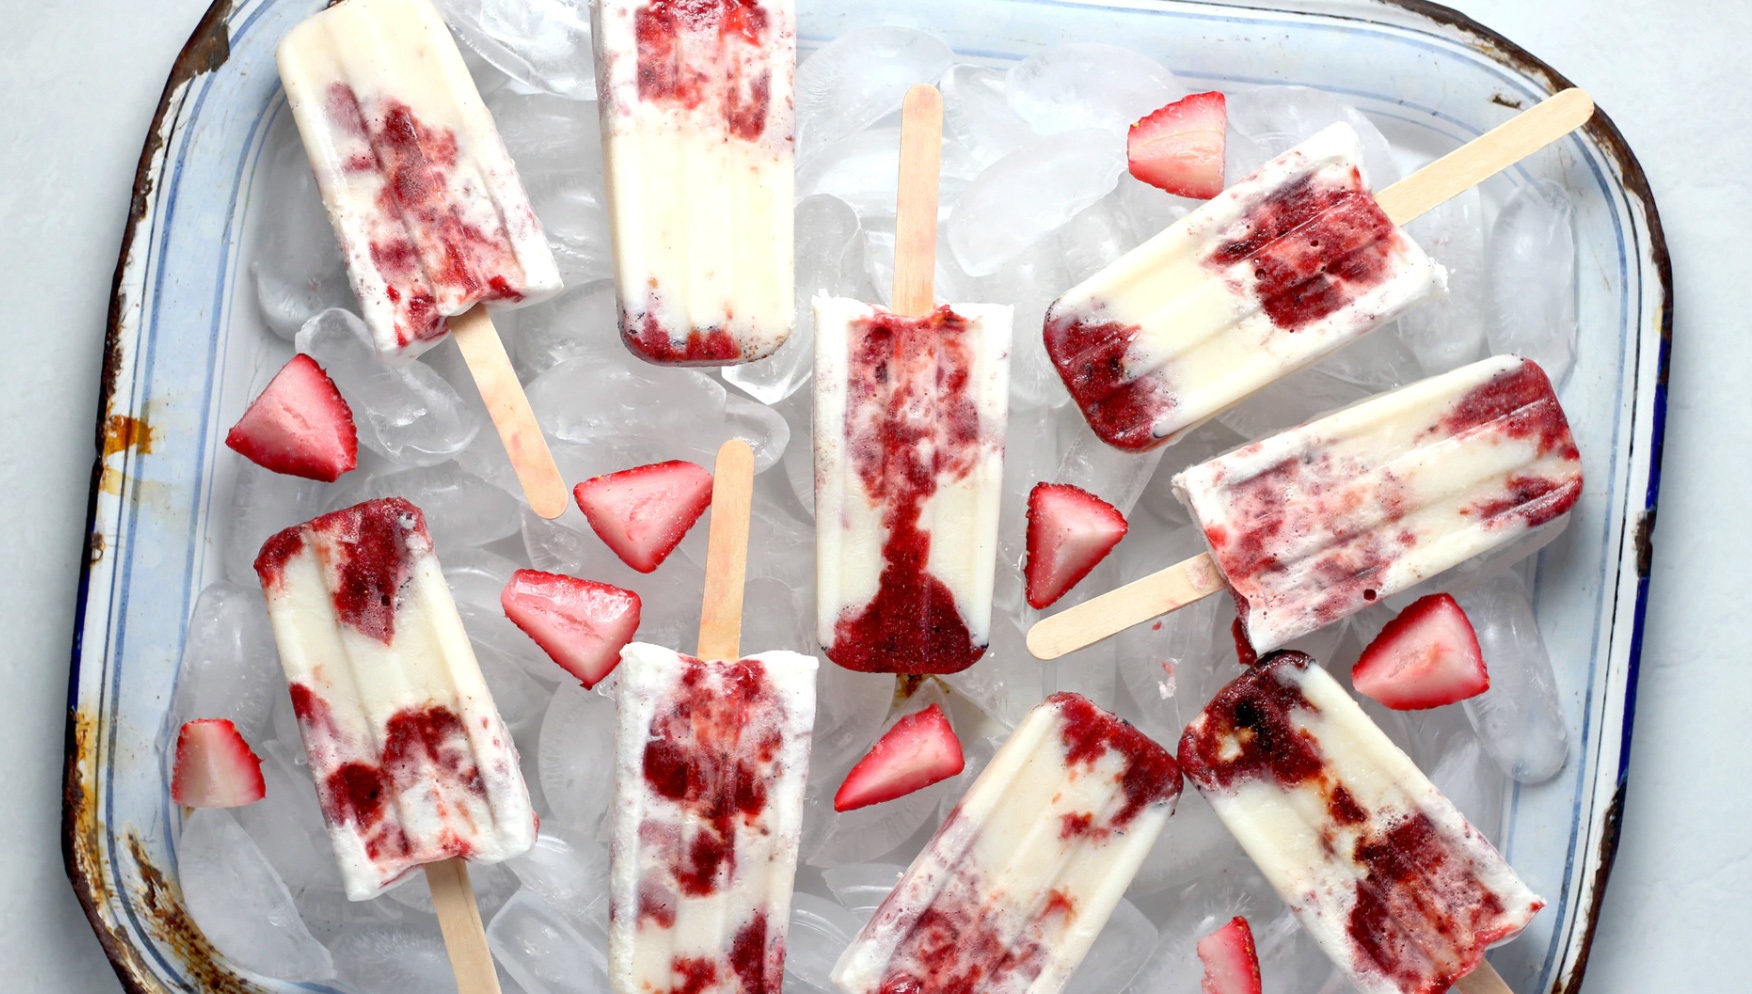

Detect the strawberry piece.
[
  {"left": 501, "top": 569, "right": 641, "bottom": 688},
  {"left": 1024, "top": 483, "right": 1129, "bottom": 609},
  {"left": 1352, "top": 593, "right": 1489, "bottom": 710},
  {"left": 1196, "top": 916, "right": 1263, "bottom": 994},
  {"left": 171, "top": 719, "right": 266, "bottom": 808},
  {"left": 834, "top": 704, "right": 965, "bottom": 812},
  {"left": 224, "top": 353, "right": 359, "bottom": 482},
  {"left": 1128, "top": 91, "right": 1228, "bottom": 199},
  {"left": 572, "top": 461, "right": 713, "bottom": 573}
]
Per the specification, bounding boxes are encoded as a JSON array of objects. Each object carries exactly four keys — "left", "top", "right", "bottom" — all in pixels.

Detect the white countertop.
[{"left": 0, "top": 0, "right": 1743, "bottom": 989}]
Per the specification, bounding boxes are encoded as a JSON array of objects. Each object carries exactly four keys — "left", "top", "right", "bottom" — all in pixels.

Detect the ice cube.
[
  {"left": 1005, "top": 43, "right": 1184, "bottom": 136},
  {"left": 943, "top": 616, "right": 1046, "bottom": 731},
  {"left": 523, "top": 168, "right": 614, "bottom": 284},
  {"left": 785, "top": 893, "right": 866, "bottom": 994},
  {"left": 1214, "top": 364, "right": 1372, "bottom": 440},
  {"left": 1397, "top": 187, "right": 1487, "bottom": 374},
  {"left": 796, "top": 27, "right": 954, "bottom": 153},
  {"left": 975, "top": 241, "right": 1072, "bottom": 410},
  {"left": 1129, "top": 786, "right": 1245, "bottom": 896},
  {"left": 1054, "top": 422, "right": 1166, "bottom": 516},
  {"left": 504, "top": 829, "right": 611, "bottom": 914},
  {"left": 381, "top": 860, "right": 517, "bottom": 921},
  {"left": 949, "top": 130, "right": 1126, "bottom": 276},
  {"left": 807, "top": 663, "right": 895, "bottom": 779},
  {"left": 1457, "top": 570, "right": 1569, "bottom": 783},
  {"left": 326, "top": 462, "right": 521, "bottom": 552},
  {"left": 165, "top": 582, "right": 282, "bottom": 746},
  {"left": 1058, "top": 189, "right": 1145, "bottom": 285},
  {"left": 1225, "top": 85, "right": 1401, "bottom": 190},
  {"left": 328, "top": 926, "right": 461, "bottom": 994},
  {"left": 821, "top": 862, "right": 905, "bottom": 921},
  {"left": 513, "top": 280, "right": 622, "bottom": 379},
  {"left": 249, "top": 110, "right": 350, "bottom": 341},
  {"left": 1487, "top": 179, "right": 1578, "bottom": 385},
  {"left": 236, "top": 744, "right": 344, "bottom": 905},
  {"left": 538, "top": 682, "right": 618, "bottom": 838},
  {"left": 297, "top": 309, "right": 480, "bottom": 465},
  {"left": 489, "top": 91, "right": 603, "bottom": 183},
  {"left": 778, "top": 392, "right": 815, "bottom": 519},
  {"left": 177, "top": 808, "right": 335, "bottom": 981},
  {"left": 941, "top": 63, "right": 1034, "bottom": 170},
  {"left": 805, "top": 684, "right": 954, "bottom": 867},
  {"left": 1063, "top": 898, "right": 1155, "bottom": 994},
  {"left": 487, "top": 889, "right": 612, "bottom": 994},
  {"left": 223, "top": 458, "right": 337, "bottom": 586},
  {"left": 1126, "top": 859, "right": 1283, "bottom": 994},
  {"left": 444, "top": 548, "right": 560, "bottom": 685},
  {"left": 1315, "top": 321, "right": 1425, "bottom": 391},
  {"left": 798, "top": 128, "right": 978, "bottom": 219},
  {"left": 726, "top": 197, "right": 862, "bottom": 406},
  {"left": 435, "top": 0, "right": 596, "bottom": 100}
]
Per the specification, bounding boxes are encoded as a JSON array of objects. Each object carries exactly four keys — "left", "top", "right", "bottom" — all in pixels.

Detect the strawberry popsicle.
[
  {"left": 1175, "top": 354, "right": 1583, "bottom": 654},
  {"left": 1179, "top": 652, "right": 1544, "bottom": 994},
  {"left": 277, "top": 0, "right": 562, "bottom": 363},
  {"left": 1026, "top": 355, "right": 1584, "bottom": 661},
  {"left": 608, "top": 440, "right": 819, "bottom": 994},
  {"left": 608, "top": 643, "right": 817, "bottom": 994},
  {"left": 832, "top": 693, "right": 1180, "bottom": 994},
  {"left": 594, "top": 0, "right": 796, "bottom": 365},
  {"left": 1045, "top": 122, "right": 1444, "bottom": 450},
  {"left": 1047, "top": 89, "right": 1595, "bottom": 452},
  {"left": 813, "top": 296, "right": 1012, "bottom": 673},
  {"left": 254, "top": 498, "right": 536, "bottom": 900}
]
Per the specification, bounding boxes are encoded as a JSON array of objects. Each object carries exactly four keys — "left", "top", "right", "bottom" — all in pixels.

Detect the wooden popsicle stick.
[
  {"left": 449, "top": 305, "right": 570, "bottom": 520},
  {"left": 891, "top": 84, "right": 944, "bottom": 317},
  {"left": 697, "top": 439, "right": 756, "bottom": 662},
  {"left": 1454, "top": 961, "right": 1515, "bottom": 994},
  {"left": 1375, "top": 88, "right": 1593, "bottom": 226},
  {"left": 1026, "top": 552, "right": 1227, "bottom": 660},
  {"left": 425, "top": 858, "right": 502, "bottom": 994}
]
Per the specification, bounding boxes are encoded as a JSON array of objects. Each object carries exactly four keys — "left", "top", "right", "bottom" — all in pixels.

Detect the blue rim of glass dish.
[{"left": 62, "top": 1, "right": 1672, "bottom": 992}]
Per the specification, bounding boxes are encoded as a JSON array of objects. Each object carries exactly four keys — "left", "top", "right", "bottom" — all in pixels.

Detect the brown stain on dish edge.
[
  {"left": 128, "top": 835, "right": 264, "bottom": 994},
  {"left": 69, "top": 1, "right": 234, "bottom": 991},
  {"left": 102, "top": 415, "right": 155, "bottom": 460},
  {"left": 1555, "top": 785, "right": 1627, "bottom": 994}
]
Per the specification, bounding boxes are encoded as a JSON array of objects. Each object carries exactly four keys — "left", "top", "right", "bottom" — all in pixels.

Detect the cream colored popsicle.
[
  {"left": 832, "top": 692, "right": 1180, "bottom": 994},
  {"left": 813, "top": 85, "right": 1012, "bottom": 675},
  {"left": 813, "top": 296, "right": 1011, "bottom": 673},
  {"left": 277, "top": 0, "right": 570, "bottom": 518},
  {"left": 593, "top": 0, "right": 796, "bottom": 364},
  {"left": 607, "top": 440, "right": 819, "bottom": 994},
  {"left": 1179, "top": 651, "right": 1544, "bottom": 994},
  {"left": 1046, "top": 89, "right": 1594, "bottom": 452},
  {"left": 607, "top": 644, "right": 817, "bottom": 994},
  {"left": 277, "top": 0, "right": 562, "bottom": 362},
  {"left": 1045, "top": 123, "right": 1443, "bottom": 450},
  {"left": 1027, "top": 355, "right": 1583, "bottom": 659},
  {"left": 253, "top": 497, "right": 536, "bottom": 901},
  {"left": 1175, "top": 354, "right": 1583, "bottom": 653}
]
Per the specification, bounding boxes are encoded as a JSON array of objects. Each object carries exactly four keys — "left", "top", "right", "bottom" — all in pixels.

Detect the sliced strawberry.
[
  {"left": 1128, "top": 91, "right": 1228, "bottom": 199},
  {"left": 501, "top": 569, "right": 642, "bottom": 688},
  {"left": 224, "top": 353, "right": 358, "bottom": 482},
  {"left": 171, "top": 719, "right": 266, "bottom": 808},
  {"left": 834, "top": 704, "right": 965, "bottom": 812},
  {"left": 1024, "top": 483, "right": 1129, "bottom": 609},
  {"left": 1197, "top": 916, "right": 1263, "bottom": 994},
  {"left": 1352, "top": 593, "right": 1489, "bottom": 710},
  {"left": 572, "top": 461, "right": 713, "bottom": 573}
]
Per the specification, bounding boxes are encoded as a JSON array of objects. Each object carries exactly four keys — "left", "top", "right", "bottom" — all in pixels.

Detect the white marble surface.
[{"left": 0, "top": 0, "right": 1743, "bottom": 989}]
